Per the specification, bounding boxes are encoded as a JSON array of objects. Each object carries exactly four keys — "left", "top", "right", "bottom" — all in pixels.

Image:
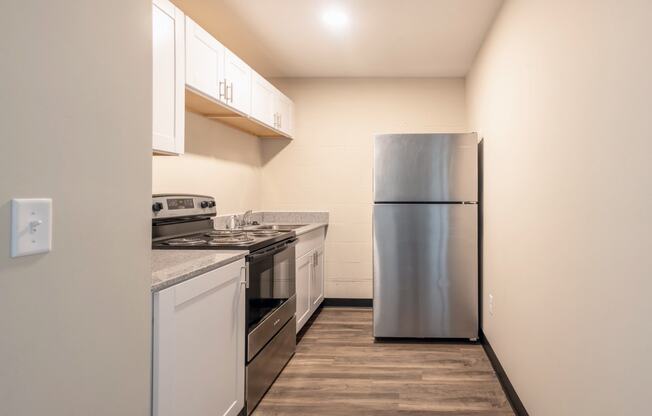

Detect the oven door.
[{"left": 246, "top": 238, "right": 297, "bottom": 360}]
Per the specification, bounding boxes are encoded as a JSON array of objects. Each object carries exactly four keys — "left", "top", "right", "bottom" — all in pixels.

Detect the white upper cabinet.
[
  {"left": 250, "top": 72, "right": 276, "bottom": 127},
  {"left": 251, "top": 73, "right": 294, "bottom": 137},
  {"left": 274, "top": 92, "right": 293, "bottom": 136},
  {"left": 152, "top": 0, "right": 185, "bottom": 155},
  {"left": 223, "top": 48, "right": 251, "bottom": 114},
  {"left": 180, "top": 13, "right": 294, "bottom": 139},
  {"left": 185, "top": 16, "right": 224, "bottom": 102}
]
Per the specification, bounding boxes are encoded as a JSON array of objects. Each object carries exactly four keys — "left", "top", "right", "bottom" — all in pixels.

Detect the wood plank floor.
[{"left": 253, "top": 307, "right": 514, "bottom": 416}]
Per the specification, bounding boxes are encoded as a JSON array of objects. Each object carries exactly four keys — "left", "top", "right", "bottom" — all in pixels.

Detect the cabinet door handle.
[
  {"left": 240, "top": 265, "right": 249, "bottom": 288},
  {"left": 219, "top": 80, "right": 225, "bottom": 100},
  {"left": 225, "top": 81, "right": 233, "bottom": 103},
  {"left": 279, "top": 114, "right": 282, "bottom": 129}
]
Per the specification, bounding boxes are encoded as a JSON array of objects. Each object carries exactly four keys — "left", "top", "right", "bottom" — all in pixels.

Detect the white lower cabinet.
[
  {"left": 311, "top": 246, "right": 324, "bottom": 309},
  {"left": 153, "top": 259, "right": 246, "bottom": 416},
  {"left": 295, "top": 251, "right": 312, "bottom": 331},
  {"left": 295, "top": 228, "right": 326, "bottom": 333}
]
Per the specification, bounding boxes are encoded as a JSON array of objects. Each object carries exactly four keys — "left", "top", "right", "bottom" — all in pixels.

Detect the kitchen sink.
[{"left": 251, "top": 224, "right": 308, "bottom": 230}]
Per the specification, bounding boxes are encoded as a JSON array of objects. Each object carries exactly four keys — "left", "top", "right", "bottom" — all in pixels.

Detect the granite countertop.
[
  {"left": 151, "top": 250, "right": 248, "bottom": 292},
  {"left": 213, "top": 211, "right": 329, "bottom": 236},
  {"left": 285, "top": 223, "right": 328, "bottom": 236}
]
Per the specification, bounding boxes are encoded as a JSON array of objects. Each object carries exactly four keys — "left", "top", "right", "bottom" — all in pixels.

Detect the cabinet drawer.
[{"left": 296, "top": 227, "right": 325, "bottom": 258}]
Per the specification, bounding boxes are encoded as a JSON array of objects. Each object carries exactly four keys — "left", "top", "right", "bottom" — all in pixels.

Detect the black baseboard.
[
  {"left": 322, "top": 298, "right": 373, "bottom": 307},
  {"left": 480, "top": 330, "right": 529, "bottom": 416}
]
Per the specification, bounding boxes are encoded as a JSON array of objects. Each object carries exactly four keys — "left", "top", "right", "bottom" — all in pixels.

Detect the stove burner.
[
  {"left": 206, "top": 230, "right": 245, "bottom": 238},
  {"left": 165, "top": 237, "right": 206, "bottom": 246},
  {"left": 205, "top": 230, "right": 256, "bottom": 246},
  {"left": 207, "top": 239, "right": 253, "bottom": 246},
  {"left": 249, "top": 230, "right": 282, "bottom": 237}
]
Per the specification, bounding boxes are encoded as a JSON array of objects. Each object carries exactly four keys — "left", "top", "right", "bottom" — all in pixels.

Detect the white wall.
[
  {"left": 262, "top": 78, "right": 468, "bottom": 298},
  {"left": 153, "top": 111, "right": 263, "bottom": 214},
  {"left": 467, "top": 1, "right": 652, "bottom": 414},
  {"left": 0, "top": 1, "right": 152, "bottom": 415}
]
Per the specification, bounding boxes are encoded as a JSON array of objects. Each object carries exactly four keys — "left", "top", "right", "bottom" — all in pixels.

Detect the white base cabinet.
[
  {"left": 153, "top": 259, "right": 246, "bottom": 416},
  {"left": 295, "top": 228, "right": 326, "bottom": 333}
]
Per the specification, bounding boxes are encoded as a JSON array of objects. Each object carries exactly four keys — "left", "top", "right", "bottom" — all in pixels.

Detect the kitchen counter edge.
[
  {"left": 292, "top": 222, "right": 328, "bottom": 236},
  {"left": 151, "top": 250, "right": 248, "bottom": 293}
]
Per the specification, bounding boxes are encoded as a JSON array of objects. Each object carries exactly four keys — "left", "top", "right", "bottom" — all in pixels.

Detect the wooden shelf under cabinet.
[{"left": 185, "top": 88, "right": 290, "bottom": 139}]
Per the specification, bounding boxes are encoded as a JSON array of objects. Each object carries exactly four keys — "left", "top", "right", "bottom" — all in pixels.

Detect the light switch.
[{"left": 11, "top": 198, "right": 52, "bottom": 258}]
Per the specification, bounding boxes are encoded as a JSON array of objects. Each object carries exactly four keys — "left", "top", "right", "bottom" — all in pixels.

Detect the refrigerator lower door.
[{"left": 373, "top": 203, "right": 478, "bottom": 338}]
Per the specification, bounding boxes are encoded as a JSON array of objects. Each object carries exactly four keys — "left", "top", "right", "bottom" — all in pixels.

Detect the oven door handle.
[{"left": 247, "top": 238, "right": 298, "bottom": 262}]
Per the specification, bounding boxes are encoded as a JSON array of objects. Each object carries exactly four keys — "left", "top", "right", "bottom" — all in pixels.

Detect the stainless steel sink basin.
[{"left": 251, "top": 224, "right": 307, "bottom": 230}]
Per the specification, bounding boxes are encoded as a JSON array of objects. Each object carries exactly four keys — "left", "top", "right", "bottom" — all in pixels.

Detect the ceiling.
[{"left": 172, "top": 0, "right": 504, "bottom": 78}]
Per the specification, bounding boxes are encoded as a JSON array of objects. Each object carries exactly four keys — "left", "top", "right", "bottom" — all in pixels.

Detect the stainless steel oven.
[{"left": 245, "top": 237, "right": 297, "bottom": 415}]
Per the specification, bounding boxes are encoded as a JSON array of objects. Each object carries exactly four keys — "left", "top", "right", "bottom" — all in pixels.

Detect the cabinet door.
[
  {"left": 185, "top": 16, "right": 224, "bottom": 102},
  {"left": 223, "top": 48, "right": 251, "bottom": 114},
  {"left": 310, "top": 245, "right": 324, "bottom": 311},
  {"left": 152, "top": 0, "right": 185, "bottom": 154},
  {"left": 250, "top": 72, "right": 276, "bottom": 127},
  {"left": 274, "top": 92, "right": 293, "bottom": 136},
  {"left": 153, "top": 259, "right": 246, "bottom": 416},
  {"left": 295, "top": 251, "right": 312, "bottom": 333}
]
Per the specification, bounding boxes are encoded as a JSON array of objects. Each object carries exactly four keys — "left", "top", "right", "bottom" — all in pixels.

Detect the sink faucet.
[{"left": 240, "top": 210, "right": 253, "bottom": 227}]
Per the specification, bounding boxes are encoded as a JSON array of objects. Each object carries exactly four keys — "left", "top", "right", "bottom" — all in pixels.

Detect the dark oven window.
[{"left": 247, "top": 242, "right": 296, "bottom": 330}]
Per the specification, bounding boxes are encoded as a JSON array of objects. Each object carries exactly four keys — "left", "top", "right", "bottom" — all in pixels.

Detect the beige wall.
[
  {"left": 153, "top": 111, "right": 263, "bottom": 214},
  {"left": 0, "top": 1, "right": 152, "bottom": 415},
  {"left": 467, "top": 0, "right": 652, "bottom": 414},
  {"left": 261, "top": 78, "right": 467, "bottom": 298}
]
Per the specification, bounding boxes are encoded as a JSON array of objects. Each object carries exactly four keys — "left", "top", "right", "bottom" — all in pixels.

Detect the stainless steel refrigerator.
[{"left": 373, "top": 133, "right": 478, "bottom": 339}]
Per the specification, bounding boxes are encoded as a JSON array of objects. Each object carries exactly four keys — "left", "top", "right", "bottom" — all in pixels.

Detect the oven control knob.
[
  {"left": 152, "top": 202, "right": 163, "bottom": 212},
  {"left": 201, "top": 201, "right": 209, "bottom": 209},
  {"left": 208, "top": 201, "right": 216, "bottom": 208}
]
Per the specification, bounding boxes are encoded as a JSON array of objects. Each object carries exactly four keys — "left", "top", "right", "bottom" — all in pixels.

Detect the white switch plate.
[{"left": 11, "top": 198, "right": 52, "bottom": 258}]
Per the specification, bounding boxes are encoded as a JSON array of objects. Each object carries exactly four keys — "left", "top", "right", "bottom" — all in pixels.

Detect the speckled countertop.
[
  {"left": 284, "top": 223, "right": 328, "bottom": 236},
  {"left": 151, "top": 250, "right": 248, "bottom": 292},
  {"left": 214, "top": 211, "right": 329, "bottom": 235}
]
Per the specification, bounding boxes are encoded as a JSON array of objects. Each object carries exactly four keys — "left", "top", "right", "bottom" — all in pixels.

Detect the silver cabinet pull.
[
  {"left": 219, "top": 80, "right": 225, "bottom": 101},
  {"left": 225, "top": 81, "right": 233, "bottom": 104},
  {"left": 279, "top": 114, "right": 282, "bottom": 129},
  {"left": 240, "top": 264, "right": 249, "bottom": 288}
]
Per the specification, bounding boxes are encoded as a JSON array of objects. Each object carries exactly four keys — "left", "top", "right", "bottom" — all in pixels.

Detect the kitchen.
[{"left": 2, "top": 1, "right": 651, "bottom": 416}]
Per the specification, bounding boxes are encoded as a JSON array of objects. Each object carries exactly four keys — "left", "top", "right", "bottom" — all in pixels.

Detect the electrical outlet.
[{"left": 488, "top": 294, "right": 494, "bottom": 316}]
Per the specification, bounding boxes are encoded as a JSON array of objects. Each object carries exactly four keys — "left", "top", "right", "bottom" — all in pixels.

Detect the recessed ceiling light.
[{"left": 321, "top": 7, "right": 349, "bottom": 30}]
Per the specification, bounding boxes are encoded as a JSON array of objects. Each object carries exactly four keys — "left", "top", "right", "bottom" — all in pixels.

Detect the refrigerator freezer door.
[
  {"left": 373, "top": 204, "right": 478, "bottom": 338},
  {"left": 373, "top": 133, "right": 478, "bottom": 202}
]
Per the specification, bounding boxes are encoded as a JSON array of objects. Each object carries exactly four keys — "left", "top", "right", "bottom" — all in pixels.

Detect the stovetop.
[{"left": 152, "top": 228, "right": 296, "bottom": 252}]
